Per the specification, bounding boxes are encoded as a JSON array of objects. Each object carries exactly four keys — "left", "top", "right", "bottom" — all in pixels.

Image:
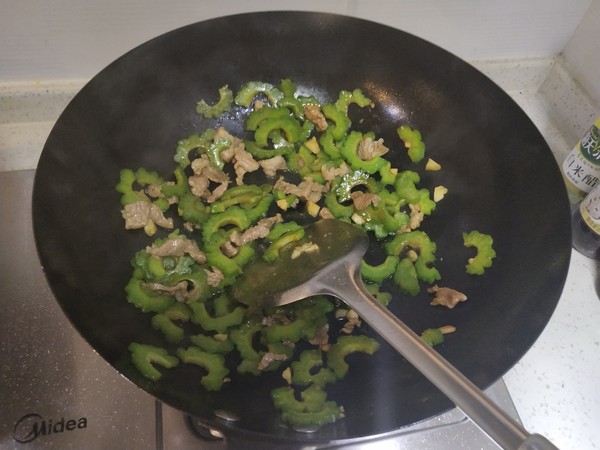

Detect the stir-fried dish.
[{"left": 115, "top": 79, "right": 496, "bottom": 429}]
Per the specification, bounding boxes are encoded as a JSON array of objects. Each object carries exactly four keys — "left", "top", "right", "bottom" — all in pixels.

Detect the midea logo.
[{"left": 13, "top": 413, "right": 87, "bottom": 444}]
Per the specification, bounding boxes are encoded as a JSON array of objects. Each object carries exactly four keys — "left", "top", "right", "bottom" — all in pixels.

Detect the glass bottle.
[
  {"left": 562, "top": 117, "right": 600, "bottom": 205},
  {"left": 572, "top": 183, "right": 600, "bottom": 259}
]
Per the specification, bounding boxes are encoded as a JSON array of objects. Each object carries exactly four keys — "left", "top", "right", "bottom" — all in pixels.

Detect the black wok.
[{"left": 32, "top": 11, "right": 571, "bottom": 445}]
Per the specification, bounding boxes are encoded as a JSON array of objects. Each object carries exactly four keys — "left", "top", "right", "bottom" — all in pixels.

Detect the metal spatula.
[{"left": 233, "top": 219, "right": 558, "bottom": 450}]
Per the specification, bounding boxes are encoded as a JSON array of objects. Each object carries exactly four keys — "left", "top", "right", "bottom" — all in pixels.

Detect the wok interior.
[{"left": 32, "top": 11, "right": 570, "bottom": 442}]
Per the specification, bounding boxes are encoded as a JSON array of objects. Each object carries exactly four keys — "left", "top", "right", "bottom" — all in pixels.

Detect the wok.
[{"left": 32, "top": 11, "right": 571, "bottom": 445}]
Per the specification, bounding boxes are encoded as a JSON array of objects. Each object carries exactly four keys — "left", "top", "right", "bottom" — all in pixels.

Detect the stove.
[{"left": 0, "top": 169, "right": 521, "bottom": 449}]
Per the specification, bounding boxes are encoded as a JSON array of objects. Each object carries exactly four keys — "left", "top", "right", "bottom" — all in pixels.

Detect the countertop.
[{"left": 1, "top": 55, "right": 600, "bottom": 450}]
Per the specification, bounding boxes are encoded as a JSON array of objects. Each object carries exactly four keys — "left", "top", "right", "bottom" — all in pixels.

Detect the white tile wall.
[
  {"left": 562, "top": 0, "right": 600, "bottom": 102},
  {"left": 0, "top": 0, "right": 594, "bottom": 82}
]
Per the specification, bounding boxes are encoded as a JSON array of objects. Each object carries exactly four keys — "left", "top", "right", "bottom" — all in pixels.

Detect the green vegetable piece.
[
  {"left": 266, "top": 221, "right": 302, "bottom": 240},
  {"left": 262, "top": 319, "right": 309, "bottom": 344},
  {"left": 254, "top": 115, "right": 304, "bottom": 148},
  {"left": 210, "top": 184, "right": 265, "bottom": 213},
  {"left": 285, "top": 145, "right": 317, "bottom": 176},
  {"left": 360, "top": 255, "right": 400, "bottom": 284},
  {"left": 359, "top": 203, "right": 407, "bottom": 238},
  {"left": 146, "top": 255, "right": 167, "bottom": 280},
  {"left": 213, "top": 292, "right": 235, "bottom": 317},
  {"left": 463, "top": 230, "right": 496, "bottom": 275},
  {"left": 140, "top": 246, "right": 194, "bottom": 285},
  {"left": 364, "top": 284, "right": 392, "bottom": 307},
  {"left": 335, "top": 88, "right": 372, "bottom": 114},
  {"left": 417, "top": 188, "right": 436, "bottom": 215},
  {"left": 321, "top": 103, "right": 351, "bottom": 141},
  {"left": 176, "top": 346, "right": 229, "bottom": 391},
  {"left": 319, "top": 129, "right": 342, "bottom": 159},
  {"left": 394, "top": 170, "right": 421, "bottom": 204},
  {"left": 278, "top": 78, "right": 297, "bottom": 98},
  {"left": 230, "top": 321, "right": 263, "bottom": 374},
  {"left": 397, "top": 125, "right": 426, "bottom": 163},
  {"left": 271, "top": 384, "right": 345, "bottom": 429},
  {"left": 230, "top": 321, "right": 262, "bottom": 360},
  {"left": 277, "top": 78, "right": 318, "bottom": 119},
  {"left": 132, "top": 246, "right": 167, "bottom": 282},
  {"left": 129, "top": 343, "right": 179, "bottom": 381},
  {"left": 204, "top": 233, "right": 243, "bottom": 279},
  {"left": 327, "top": 335, "right": 380, "bottom": 379},
  {"left": 190, "top": 301, "right": 246, "bottom": 333},
  {"left": 151, "top": 303, "right": 192, "bottom": 344},
  {"left": 196, "top": 85, "right": 234, "bottom": 118},
  {"left": 293, "top": 295, "right": 334, "bottom": 324},
  {"left": 189, "top": 333, "right": 234, "bottom": 354},
  {"left": 245, "top": 107, "right": 291, "bottom": 131},
  {"left": 420, "top": 328, "right": 445, "bottom": 346},
  {"left": 277, "top": 385, "right": 335, "bottom": 415},
  {"left": 271, "top": 385, "right": 320, "bottom": 413},
  {"left": 378, "top": 161, "right": 398, "bottom": 185},
  {"left": 177, "top": 192, "right": 211, "bottom": 226},
  {"left": 245, "top": 192, "right": 274, "bottom": 223},
  {"left": 174, "top": 128, "right": 216, "bottom": 168},
  {"left": 385, "top": 230, "right": 441, "bottom": 285},
  {"left": 202, "top": 206, "right": 253, "bottom": 244},
  {"left": 340, "top": 131, "right": 387, "bottom": 174},
  {"left": 235, "top": 81, "right": 284, "bottom": 107},
  {"left": 207, "top": 138, "right": 232, "bottom": 171},
  {"left": 324, "top": 190, "right": 354, "bottom": 219},
  {"left": 125, "top": 278, "right": 175, "bottom": 313},
  {"left": 135, "top": 168, "right": 164, "bottom": 187},
  {"left": 280, "top": 401, "right": 343, "bottom": 428},
  {"left": 203, "top": 228, "right": 256, "bottom": 279},
  {"left": 244, "top": 139, "right": 293, "bottom": 160},
  {"left": 160, "top": 166, "right": 188, "bottom": 199},
  {"left": 334, "top": 169, "right": 370, "bottom": 203},
  {"left": 262, "top": 226, "right": 305, "bottom": 262},
  {"left": 393, "top": 258, "right": 420, "bottom": 296},
  {"left": 291, "top": 349, "right": 336, "bottom": 387},
  {"left": 115, "top": 169, "right": 148, "bottom": 205}
]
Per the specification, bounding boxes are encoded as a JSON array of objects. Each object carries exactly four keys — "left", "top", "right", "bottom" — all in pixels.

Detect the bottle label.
[
  {"left": 580, "top": 125, "right": 600, "bottom": 163},
  {"left": 580, "top": 184, "right": 600, "bottom": 236},
  {"left": 562, "top": 123, "right": 600, "bottom": 196}
]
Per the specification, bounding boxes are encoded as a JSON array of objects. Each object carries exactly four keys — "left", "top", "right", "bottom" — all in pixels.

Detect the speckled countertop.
[{"left": 1, "top": 56, "right": 599, "bottom": 449}]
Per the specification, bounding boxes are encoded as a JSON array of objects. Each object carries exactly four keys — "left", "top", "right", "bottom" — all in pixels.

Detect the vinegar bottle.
[
  {"left": 562, "top": 117, "right": 600, "bottom": 205},
  {"left": 572, "top": 183, "right": 600, "bottom": 259}
]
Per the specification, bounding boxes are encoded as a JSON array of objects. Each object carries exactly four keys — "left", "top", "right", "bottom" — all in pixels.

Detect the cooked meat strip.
[
  {"left": 189, "top": 154, "right": 230, "bottom": 201},
  {"left": 319, "top": 207, "right": 335, "bottom": 219},
  {"left": 204, "top": 266, "right": 225, "bottom": 288},
  {"left": 321, "top": 161, "right": 351, "bottom": 182},
  {"left": 274, "top": 176, "right": 329, "bottom": 203},
  {"left": 225, "top": 214, "right": 283, "bottom": 257},
  {"left": 350, "top": 191, "right": 381, "bottom": 211},
  {"left": 122, "top": 201, "right": 174, "bottom": 230},
  {"left": 257, "top": 352, "right": 289, "bottom": 371},
  {"left": 232, "top": 145, "right": 260, "bottom": 184},
  {"left": 260, "top": 155, "right": 287, "bottom": 177},
  {"left": 408, "top": 203, "right": 424, "bottom": 230},
  {"left": 231, "top": 214, "right": 283, "bottom": 247},
  {"left": 146, "top": 237, "right": 206, "bottom": 264},
  {"left": 143, "top": 280, "right": 194, "bottom": 303},
  {"left": 308, "top": 324, "right": 330, "bottom": 351},
  {"left": 428, "top": 285, "right": 468, "bottom": 309},
  {"left": 303, "top": 105, "right": 328, "bottom": 132},
  {"left": 357, "top": 136, "right": 389, "bottom": 160}
]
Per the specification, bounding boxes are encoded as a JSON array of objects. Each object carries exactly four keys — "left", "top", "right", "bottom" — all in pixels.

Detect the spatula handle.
[{"left": 317, "top": 265, "right": 559, "bottom": 450}]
